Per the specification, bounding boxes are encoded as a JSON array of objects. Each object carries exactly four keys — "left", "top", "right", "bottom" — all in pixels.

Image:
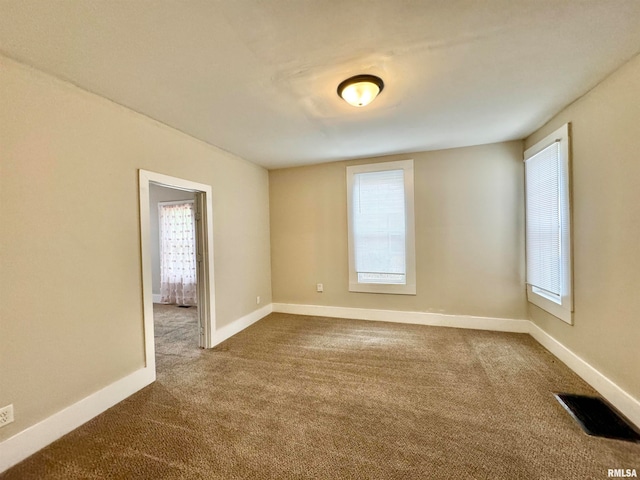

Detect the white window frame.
[
  {"left": 346, "top": 159, "right": 416, "bottom": 295},
  {"left": 524, "top": 123, "right": 573, "bottom": 324}
]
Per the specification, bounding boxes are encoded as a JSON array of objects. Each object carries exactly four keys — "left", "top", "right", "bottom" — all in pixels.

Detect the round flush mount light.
[{"left": 337, "top": 74, "right": 384, "bottom": 107}]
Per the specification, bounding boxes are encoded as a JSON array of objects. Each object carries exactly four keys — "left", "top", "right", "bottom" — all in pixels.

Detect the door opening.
[{"left": 139, "top": 170, "right": 216, "bottom": 375}]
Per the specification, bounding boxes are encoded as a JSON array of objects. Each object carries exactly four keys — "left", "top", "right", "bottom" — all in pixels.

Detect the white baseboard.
[
  {"left": 272, "top": 303, "right": 530, "bottom": 333},
  {"left": 152, "top": 294, "right": 162, "bottom": 303},
  {"left": 529, "top": 323, "right": 640, "bottom": 428},
  {"left": 212, "top": 303, "right": 273, "bottom": 347},
  {"left": 0, "top": 366, "right": 155, "bottom": 473},
  {"left": 3, "top": 302, "right": 637, "bottom": 474},
  {"left": 0, "top": 305, "right": 274, "bottom": 474}
]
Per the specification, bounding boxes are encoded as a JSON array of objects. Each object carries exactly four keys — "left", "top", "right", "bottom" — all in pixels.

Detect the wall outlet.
[
  {"left": 316, "top": 283, "right": 323, "bottom": 293},
  {"left": 0, "top": 404, "right": 14, "bottom": 427},
  {"left": 256, "top": 296, "right": 260, "bottom": 305}
]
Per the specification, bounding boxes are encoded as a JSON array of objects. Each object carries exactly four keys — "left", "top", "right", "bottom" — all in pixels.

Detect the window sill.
[
  {"left": 349, "top": 282, "right": 416, "bottom": 295},
  {"left": 527, "top": 285, "right": 573, "bottom": 325}
]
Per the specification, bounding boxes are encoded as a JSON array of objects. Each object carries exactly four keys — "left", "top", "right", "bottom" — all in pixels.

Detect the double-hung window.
[
  {"left": 346, "top": 160, "right": 416, "bottom": 295},
  {"left": 524, "top": 123, "right": 573, "bottom": 324}
]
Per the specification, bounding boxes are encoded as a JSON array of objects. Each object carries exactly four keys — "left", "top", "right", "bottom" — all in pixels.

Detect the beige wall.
[
  {"left": 526, "top": 53, "right": 640, "bottom": 401},
  {"left": 0, "top": 56, "right": 272, "bottom": 441},
  {"left": 270, "top": 142, "right": 527, "bottom": 320}
]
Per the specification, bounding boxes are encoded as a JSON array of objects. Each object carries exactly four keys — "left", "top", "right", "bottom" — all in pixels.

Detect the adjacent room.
[{"left": 1, "top": 1, "right": 639, "bottom": 478}]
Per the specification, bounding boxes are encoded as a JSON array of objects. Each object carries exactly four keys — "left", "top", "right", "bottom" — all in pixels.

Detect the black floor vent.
[{"left": 555, "top": 393, "right": 640, "bottom": 442}]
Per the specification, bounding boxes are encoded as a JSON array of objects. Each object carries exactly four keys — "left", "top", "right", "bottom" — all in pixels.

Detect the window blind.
[
  {"left": 352, "top": 169, "right": 406, "bottom": 284},
  {"left": 525, "top": 141, "right": 562, "bottom": 296}
]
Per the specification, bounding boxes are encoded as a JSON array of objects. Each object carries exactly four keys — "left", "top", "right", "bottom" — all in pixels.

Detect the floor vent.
[{"left": 555, "top": 393, "right": 640, "bottom": 443}]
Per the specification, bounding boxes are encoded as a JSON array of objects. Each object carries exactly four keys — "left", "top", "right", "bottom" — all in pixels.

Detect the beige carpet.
[{"left": 2, "top": 306, "right": 639, "bottom": 479}]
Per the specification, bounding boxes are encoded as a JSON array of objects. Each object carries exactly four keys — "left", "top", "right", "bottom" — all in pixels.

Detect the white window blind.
[
  {"left": 347, "top": 159, "right": 415, "bottom": 295},
  {"left": 524, "top": 123, "right": 572, "bottom": 324},
  {"left": 352, "top": 169, "right": 407, "bottom": 285},
  {"left": 525, "top": 141, "right": 562, "bottom": 296}
]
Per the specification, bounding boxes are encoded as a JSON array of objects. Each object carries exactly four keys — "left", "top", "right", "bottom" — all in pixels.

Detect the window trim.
[
  {"left": 346, "top": 159, "right": 416, "bottom": 295},
  {"left": 524, "top": 123, "right": 573, "bottom": 324}
]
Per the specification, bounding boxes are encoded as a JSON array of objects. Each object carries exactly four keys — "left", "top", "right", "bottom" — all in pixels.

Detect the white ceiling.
[{"left": 1, "top": 1, "right": 640, "bottom": 169}]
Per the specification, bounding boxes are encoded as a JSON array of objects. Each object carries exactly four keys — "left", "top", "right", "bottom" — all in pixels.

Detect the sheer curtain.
[{"left": 159, "top": 201, "right": 197, "bottom": 306}]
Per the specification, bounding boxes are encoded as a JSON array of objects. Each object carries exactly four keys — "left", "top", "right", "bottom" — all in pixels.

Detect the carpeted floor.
[{"left": 2, "top": 306, "right": 639, "bottom": 479}]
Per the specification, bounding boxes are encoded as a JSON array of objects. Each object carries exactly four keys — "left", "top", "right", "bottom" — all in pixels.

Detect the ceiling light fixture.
[{"left": 337, "top": 74, "right": 384, "bottom": 107}]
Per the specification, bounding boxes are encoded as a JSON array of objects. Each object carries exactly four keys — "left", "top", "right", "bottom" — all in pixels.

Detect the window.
[
  {"left": 158, "top": 201, "right": 197, "bottom": 306},
  {"left": 524, "top": 123, "right": 573, "bottom": 324},
  {"left": 347, "top": 160, "right": 416, "bottom": 294}
]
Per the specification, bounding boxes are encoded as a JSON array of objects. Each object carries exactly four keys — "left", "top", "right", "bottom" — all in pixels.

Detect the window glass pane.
[
  {"left": 525, "top": 142, "right": 561, "bottom": 295},
  {"left": 352, "top": 169, "right": 406, "bottom": 284}
]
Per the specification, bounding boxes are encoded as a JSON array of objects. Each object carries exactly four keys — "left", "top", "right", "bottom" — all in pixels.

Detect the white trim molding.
[
  {"left": 529, "top": 323, "right": 640, "bottom": 428},
  {"left": 0, "top": 303, "right": 274, "bottom": 474},
  {"left": 2, "top": 303, "right": 638, "bottom": 474},
  {"left": 213, "top": 304, "right": 273, "bottom": 347},
  {"left": 524, "top": 123, "right": 573, "bottom": 325},
  {"left": 346, "top": 160, "right": 417, "bottom": 296},
  {"left": 0, "top": 366, "right": 155, "bottom": 473},
  {"left": 272, "top": 303, "right": 530, "bottom": 333}
]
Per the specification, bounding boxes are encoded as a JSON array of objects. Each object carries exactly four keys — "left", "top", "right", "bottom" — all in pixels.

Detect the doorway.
[{"left": 139, "top": 170, "right": 216, "bottom": 374}]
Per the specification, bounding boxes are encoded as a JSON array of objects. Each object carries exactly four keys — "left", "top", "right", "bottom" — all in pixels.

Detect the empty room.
[{"left": 1, "top": 1, "right": 639, "bottom": 479}]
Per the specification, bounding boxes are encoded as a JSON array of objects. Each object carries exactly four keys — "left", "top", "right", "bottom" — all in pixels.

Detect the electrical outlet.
[
  {"left": 316, "top": 283, "right": 323, "bottom": 293},
  {"left": 256, "top": 296, "right": 261, "bottom": 304},
  {"left": 0, "top": 404, "right": 14, "bottom": 427}
]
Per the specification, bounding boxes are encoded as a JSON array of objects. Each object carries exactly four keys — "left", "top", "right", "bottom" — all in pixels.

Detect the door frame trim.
[{"left": 138, "top": 169, "right": 216, "bottom": 369}]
